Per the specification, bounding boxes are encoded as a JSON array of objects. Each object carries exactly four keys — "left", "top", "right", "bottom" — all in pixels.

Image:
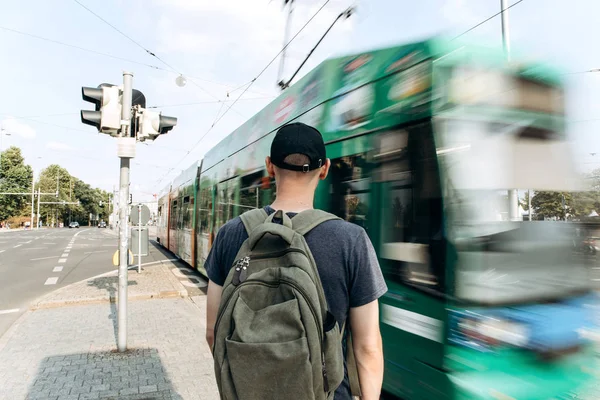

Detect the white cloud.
[
  {"left": 1, "top": 118, "right": 36, "bottom": 139},
  {"left": 46, "top": 141, "right": 75, "bottom": 152}
]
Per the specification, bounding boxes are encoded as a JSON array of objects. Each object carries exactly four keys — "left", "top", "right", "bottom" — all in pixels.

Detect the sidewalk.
[{"left": 0, "top": 243, "right": 219, "bottom": 400}]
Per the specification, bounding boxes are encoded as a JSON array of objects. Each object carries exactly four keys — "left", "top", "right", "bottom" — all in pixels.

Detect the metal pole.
[
  {"left": 117, "top": 71, "right": 133, "bottom": 353},
  {"left": 36, "top": 188, "right": 40, "bottom": 229},
  {"left": 30, "top": 168, "right": 35, "bottom": 229},
  {"left": 277, "top": 0, "right": 294, "bottom": 87},
  {"left": 528, "top": 189, "right": 532, "bottom": 221},
  {"left": 501, "top": 0, "right": 511, "bottom": 62},
  {"left": 138, "top": 203, "right": 142, "bottom": 274},
  {"left": 501, "top": 0, "right": 519, "bottom": 221}
]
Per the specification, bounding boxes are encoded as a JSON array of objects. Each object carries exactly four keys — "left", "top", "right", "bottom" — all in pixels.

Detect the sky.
[{"left": 1, "top": 0, "right": 599, "bottom": 202}]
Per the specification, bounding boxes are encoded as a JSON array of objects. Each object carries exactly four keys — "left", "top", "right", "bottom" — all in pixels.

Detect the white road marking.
[
  {"left": 25, "top": 240, "right": 32, "bottom": 244},
  {"left": 0, "top": 250, "right": 4, "bottom": 254},
  {"left": 61, "top": 253, "right": 68, "bottom": 258},
  {"left": 30, "top": 255, "right": 56, "bottom": 261},
  {"left": 53, "top": 266, "right": 63, "bottom": 272},
  {"left": 83, "top": 250, "right": 109, "bottom": 254},
  {"left": 58, "top": 258, "right": 67, "bottom": 263},
  {"left": 24, "top": 247, "right": 47, "bottom": 250},
  {"left": 0, "top": 309, "right": 20, "bottom": 315},
  {"left": 13, "top": 244, "right": 21, "bottom": 248},
  {"left": 44, "top": 277, "right": 58, "bottom": 285}
]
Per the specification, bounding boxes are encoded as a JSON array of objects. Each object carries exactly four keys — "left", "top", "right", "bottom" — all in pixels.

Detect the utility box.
[{"left": 130, "top": 226, "right": 149, "bottom": 256}]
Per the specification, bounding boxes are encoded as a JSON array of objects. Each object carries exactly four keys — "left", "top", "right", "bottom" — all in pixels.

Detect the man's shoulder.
[
  {"left": 216, "top": 216, "right": 246, "bottom": 239},
  {"left": 311, "top": 217, "right": 367, "bottom": 242}
]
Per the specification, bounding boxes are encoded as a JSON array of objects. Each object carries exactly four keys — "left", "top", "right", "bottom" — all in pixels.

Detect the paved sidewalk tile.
[{"left": 0, "top": 297, "right": 219, "bottom": 400}]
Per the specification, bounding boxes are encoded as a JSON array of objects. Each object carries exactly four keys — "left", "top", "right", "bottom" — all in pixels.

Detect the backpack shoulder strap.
[
  {"left": 291, "top": 209, "right": 341, "bottom": 236},
  {"left": 239, "top": 208, "right": 269, "bottom": 236}
]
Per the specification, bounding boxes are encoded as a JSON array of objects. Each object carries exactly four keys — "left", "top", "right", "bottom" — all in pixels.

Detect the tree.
[
  {"left": 0, "top": 147, "right": 33, "bottom": 222},
  {"left": 37, "top": 164, "right": 73, "bottom": 226},
  {"left": 531, "top": 191, "right": 573, "bottom": 220}
]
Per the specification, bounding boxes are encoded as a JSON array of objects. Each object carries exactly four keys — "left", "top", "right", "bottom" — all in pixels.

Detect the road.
[{"left": 0, "top": 227, "right": 119, "bottom": 337}]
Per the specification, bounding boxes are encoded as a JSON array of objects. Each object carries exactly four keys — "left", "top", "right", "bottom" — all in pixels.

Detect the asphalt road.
[{"left": 0, "top": 226, "right": 119, "bottom": 337}]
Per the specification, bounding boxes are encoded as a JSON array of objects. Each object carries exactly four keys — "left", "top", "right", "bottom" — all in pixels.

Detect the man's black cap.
[{"left": 270, "top": 122, "right": 326, "bottom": 172}]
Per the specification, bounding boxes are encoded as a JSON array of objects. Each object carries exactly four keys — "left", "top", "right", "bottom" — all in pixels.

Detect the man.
[{"left": 205, "top": 122, "right": 387, "bottom": 400}]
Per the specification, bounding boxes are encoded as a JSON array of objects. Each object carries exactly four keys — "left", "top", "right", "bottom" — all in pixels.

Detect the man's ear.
[
  {"left": 319, "top": 158, "right": 331, "bottom": 180},
  {"left": 265, "top": 156, "right": 275, "bottom": 178}
]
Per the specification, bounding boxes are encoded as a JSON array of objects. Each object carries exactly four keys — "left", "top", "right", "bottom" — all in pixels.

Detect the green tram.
[{"left": 155, "top": 36, "right": 600, "bottom": 399}]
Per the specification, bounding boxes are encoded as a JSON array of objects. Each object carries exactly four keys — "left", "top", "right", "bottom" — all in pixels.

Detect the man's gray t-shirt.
[{"left": 205, "top": 205, "right": 387, "bottom": 399}]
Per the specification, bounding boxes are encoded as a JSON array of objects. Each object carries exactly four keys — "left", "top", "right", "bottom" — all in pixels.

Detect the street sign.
[
  {"left": 130, "top": 204, "right": 151, "bottom": 225},
  {"left": 131, "top": 227, "right": 149, "bottom": 256}
]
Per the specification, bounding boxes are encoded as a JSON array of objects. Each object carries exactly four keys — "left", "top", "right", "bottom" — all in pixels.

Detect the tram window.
[
  {"left": 198, "top": 187, "right": 212, "bottom": 237},
  {"left": 328, "top": 153, "right": 371, "bottom": 230},
  {"left": 376, "top": 124, "right": 445, "bottom": 293},
  {"left": 183, "top": 196, "right": 193, "bottom": 230},
  {"left": 170, "top": 200, "right": 178, "bottom": 228},
  {"left": 216, "top": 184, "right": 233, "bottom": 232},
  {"left": 239, "top": 171, "right": 264, "bottom": 212},
  {"left": 260, "top": 176, "right": 277, "bottom": 207}
]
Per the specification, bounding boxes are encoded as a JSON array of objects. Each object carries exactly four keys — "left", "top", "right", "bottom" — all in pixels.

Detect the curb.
[
  {"left": 31, "top": 290, "right": 185, "bottom": 310},
  {"left": 0, "top": 308, "right": 32, "bottom": 353},
  {"left": 28, "top": 260, "right": 188, "bottom": 311}
]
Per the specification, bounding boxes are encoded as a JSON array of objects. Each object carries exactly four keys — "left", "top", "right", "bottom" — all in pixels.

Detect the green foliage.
[
  {"left": 531, "top": 191, "right": 572, "bottom": 220},
  {"left": 37, "top": 165, "right": 111, "bottom": 226},
  {"left": 0, "top": 147, "right": 33, "bottom": 221}
]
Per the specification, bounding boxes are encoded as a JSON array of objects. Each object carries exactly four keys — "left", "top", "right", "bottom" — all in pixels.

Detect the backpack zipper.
[
  {"left": 214, "top": 277, "right": 330, "bottom": 392},
  {"left": 231, "top": 249, "right": 308, "bottom": 285}
]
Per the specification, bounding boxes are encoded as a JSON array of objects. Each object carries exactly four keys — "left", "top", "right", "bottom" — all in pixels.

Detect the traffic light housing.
[
  {"left": 81, "top": 84, "right": 147, "bottom": 137},
  {"left": 137, "top": 109, "right": 178, "bottom": 142},
  {"left": 81, "top": 84, "right": 122, "bottom": 136}
]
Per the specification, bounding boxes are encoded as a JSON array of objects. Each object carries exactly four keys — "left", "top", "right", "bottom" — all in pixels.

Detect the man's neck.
[{"left": 270, "top": 195, "right": 314, "bottom": 214}]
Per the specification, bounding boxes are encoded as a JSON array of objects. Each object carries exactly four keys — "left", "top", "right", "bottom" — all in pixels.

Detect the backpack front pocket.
[
  {"left": 225, "top": 337, "right": 314, "bottom": 400},
  {"left": 231, "top": 292, "right": 305, "bottom": 343}
]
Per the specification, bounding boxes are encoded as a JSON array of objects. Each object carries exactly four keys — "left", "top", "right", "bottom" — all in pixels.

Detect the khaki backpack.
[{"left": 212, "top": 208, "right": 361, "bottom": 400}]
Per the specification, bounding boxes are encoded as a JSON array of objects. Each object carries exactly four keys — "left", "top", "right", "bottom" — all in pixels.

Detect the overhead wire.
[
  {"left": 72, "top": 0, "right": 246, "bottom": 119},
  {"left": 0, "top": 26, "right": 269, "bottom": 98},
  {"left": 452, "top": 0, "right": 525, "bottom": 41},
  {"left": 73, "top": 0, "right": 179, "bottom": 74},
  {"left": 154, "top": 0, "right": 332, "bottom": 187}
]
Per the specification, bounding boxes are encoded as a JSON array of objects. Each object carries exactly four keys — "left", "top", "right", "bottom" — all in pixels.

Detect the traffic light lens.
[{"left": 81, "top": 110, "right": 102, "bottom": 128}]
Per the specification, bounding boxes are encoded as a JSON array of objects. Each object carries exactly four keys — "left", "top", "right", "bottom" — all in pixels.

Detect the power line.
[
  {"left": 0, "top": 25, "right": 164, "bottom": 71},
  {"left": 148, "top": 96, "right": 274, "bottom": 109},
  {"left": 154, "top": 0, "right": 332, "bottom": 187},
  {"left": 0, "top": 25, "right": 269, "bottom": 98},
  {"left": 73, "top": 0, "right": 179, "bottom": 74},
  {"left": 72, "top": 1, "right": 247, "bottom": 119},
  {"left": 452, "top": 0, "right": 525, "bottom": 40}
]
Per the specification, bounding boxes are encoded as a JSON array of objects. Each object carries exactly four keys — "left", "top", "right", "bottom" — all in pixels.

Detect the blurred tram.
[{"left": 155, "top": 36, "right": 600, "bottom": 399}]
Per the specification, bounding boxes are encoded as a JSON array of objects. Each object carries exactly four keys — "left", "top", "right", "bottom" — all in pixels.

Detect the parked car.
[
  {"left": 69, "top": 222, "right": 79, "bottom": 229},
  {"left": 98, "top": 221, "right": 107, "bottom": 228}
]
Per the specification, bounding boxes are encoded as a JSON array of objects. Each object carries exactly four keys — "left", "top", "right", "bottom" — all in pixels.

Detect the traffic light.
[
  {"left": 81, "top": 85, "right": 146, "bottom": 137},
  {"left": 81, "top": 84, "right": 122, "bottom": 136},
  {"left": 137, "top": 108, "right": 178, "bottom": 142}
]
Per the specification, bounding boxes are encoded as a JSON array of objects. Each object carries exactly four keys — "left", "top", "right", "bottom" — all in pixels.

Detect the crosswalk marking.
[
  {"left": 44, "top": 277, "right": 58, "bottom": 285},
  {"left": 53, "top": 266, "right": 63, "bottom": 272}
]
